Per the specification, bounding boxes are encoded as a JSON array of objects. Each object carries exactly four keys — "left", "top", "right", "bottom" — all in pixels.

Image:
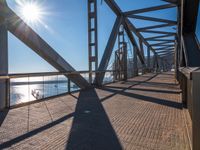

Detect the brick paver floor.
[{"left": 0, "top": 72, "right": 191, "bottom": 150}]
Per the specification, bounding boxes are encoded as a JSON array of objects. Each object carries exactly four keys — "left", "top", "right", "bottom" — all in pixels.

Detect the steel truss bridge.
[{"left": 0, "top": 0, "right": 200, "bottom": 149}]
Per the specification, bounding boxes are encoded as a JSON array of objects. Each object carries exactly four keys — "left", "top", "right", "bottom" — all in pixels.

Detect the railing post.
[
  {"left": 68, "top": 79, "right": 71, "bottom": 93},
  {"left": 133, "top": 45, "right": 138, "bottom": 76},
  {"left": 0, "top": 21, "right": 8, "bottom": 110},
  {"left": 6, "top": 78, "right": 10, "bottom": 108},
  {"left": 147, "top": 46, "right": 150, "bottom": 72}
]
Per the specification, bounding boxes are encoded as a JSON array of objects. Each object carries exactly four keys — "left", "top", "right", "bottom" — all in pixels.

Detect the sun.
[{"left": 19, "top": 2, "right": 43, "bottom": 23}]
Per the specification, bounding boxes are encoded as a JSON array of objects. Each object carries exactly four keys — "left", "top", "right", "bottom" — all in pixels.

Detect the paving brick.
[{"left": 0, "top": 72, "right": 190, "bottom": 150}]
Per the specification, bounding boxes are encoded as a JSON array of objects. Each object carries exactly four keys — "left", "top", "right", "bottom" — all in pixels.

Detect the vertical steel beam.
[
  {"left": 118, "top": 25, "right": 125, "bottom": 49},
  {"left": 123, "top": 44, "right": 128, "bottom": 80},
  {"left": 95, "top": 16, "right": 123, "bottom": 85},
  {"left": 147, "top": 46, "right": 151, "bottom": 71},
  {"left": 0, "top": 22, "right": 8, "bottom": 110},
  {"left": 192, "top": 70, "right": 200, "bottom": 150},
  {"left": 139, "top": 39, "right": 146, "bottom": 74},
  {"left": 88, "top": 0, "right": 98, "bottom": 84},
  {"left": 133, "top": 45, "right": 138, "bottom": 76}
]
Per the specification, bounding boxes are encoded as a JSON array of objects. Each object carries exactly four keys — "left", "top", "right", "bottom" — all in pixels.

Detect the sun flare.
[{"left": 20, "top": 2, "right": 42, "bottom": 23}]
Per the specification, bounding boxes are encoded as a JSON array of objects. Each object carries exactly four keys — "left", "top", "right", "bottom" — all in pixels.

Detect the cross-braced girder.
[{"left": 95, "top": 0, "right": 180, "bottom": 85}]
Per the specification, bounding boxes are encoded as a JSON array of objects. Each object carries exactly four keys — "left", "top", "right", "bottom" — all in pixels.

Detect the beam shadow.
[
  {"left": 0, "top": 109, "right": 9, "bottom": 127},
  {"left": 65, "top": 89, "right": 122, "bottom": 150},
  {"left": 0, "top": 74, "right": 158, "bottom": 149},
  {"left": 99, "top": 74, "right": 159, "bottom": 103},
  {"left": 0, "top": 112, "right": 74, "bottom": 149},
  {"left": 100, "top": 87, "right": 182, "bottom": 109},
  {"left": 105, "top": 86, "right": 181, "bottom": 94},
  {"left": 122, "top": 80, "right": 179, "bottom": 87}
]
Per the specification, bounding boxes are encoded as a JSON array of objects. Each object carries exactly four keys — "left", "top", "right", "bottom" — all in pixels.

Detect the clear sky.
[{"left": 6, "top": 0, "right": 200, "bottom": 73}]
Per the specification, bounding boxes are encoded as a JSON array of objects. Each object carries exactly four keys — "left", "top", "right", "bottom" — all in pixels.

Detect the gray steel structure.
[
  {"left": 88, "top": 0, "right": 98, "bottom": 84},
  {"left": 0, "top": 0, "right": 200, "bottom": 149},
  {"left": 94, "top": 0, "right": 179, "bottom": 85}
]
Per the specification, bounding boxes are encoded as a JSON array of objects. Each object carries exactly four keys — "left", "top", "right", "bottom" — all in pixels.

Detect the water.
[
  {"left": 10, "top": 76, "right": 79, "bottom": 106},
  {"left": 9, "top": 73, "right": 114, "bottom": 106}
]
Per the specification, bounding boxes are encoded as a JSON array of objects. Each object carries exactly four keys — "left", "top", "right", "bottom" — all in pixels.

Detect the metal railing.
[{"left": 0, "top": 70, "right": 115, "bottom": 107}]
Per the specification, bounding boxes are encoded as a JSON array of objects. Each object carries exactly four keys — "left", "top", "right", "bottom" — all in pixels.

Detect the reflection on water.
[
  {"left": 10, "top": 76, "right": 79, "bottom": 106},
  {"left": 10, "top": 73, "right": 114, "bottom": 106}
]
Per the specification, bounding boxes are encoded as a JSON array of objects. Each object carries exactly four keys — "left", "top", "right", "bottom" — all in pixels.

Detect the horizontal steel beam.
[
  {"left": 157, "top": 50, "right": 174, "bottom": 54},
  {"left": 147, "top": 39, "right": 175, "bottom": 42},
  {"left": 161, "top": 0, "right": 178, "bottom": 5},
  {"left": 151, "top": 42, "right": 175, "bottom": 47},
  {"left": 155, "top": 48, "right": 174, "bottom": 52},
  {"left": 145, "top": 34, "right": 175, "bottom": 40},
  {"left": 128, "top": 15, "right": 177, "bottom": 24},
  {"left": 154, "top": 46, "right": 175, "bottom": 50},
  {"left": 159, "top": 51, "right": 175, "bottom": 56},
  {"left": 137, "top": 23, "right": 175, "bottom": 31},
  {"left": 125, "top": 4, "right": 176, "bottom": 16},
  {"left": 141, "top": 30, "right": 176, "bottom": 34}
]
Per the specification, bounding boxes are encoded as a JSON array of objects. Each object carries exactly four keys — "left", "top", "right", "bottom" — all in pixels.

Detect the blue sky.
[{"left": 6, "top": 0, "right": 200, "bottom": 73}]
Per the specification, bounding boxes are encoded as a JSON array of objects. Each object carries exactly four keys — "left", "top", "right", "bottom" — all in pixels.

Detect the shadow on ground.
[
  {"left": 0, "top": 109, "right": 9, "bottom": 127},
  {"left": 65, "top": 89, "right": 122, "bottom": 150}
]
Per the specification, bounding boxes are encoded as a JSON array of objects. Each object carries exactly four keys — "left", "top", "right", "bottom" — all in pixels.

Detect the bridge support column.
[
  {"left": 147, "top": 47, "right": 150, "bottom": 72},
  {"left": 192, "top": 70, "right": 200, "bottom": 150},
  {"left": 133, "top": 46, "right": 138, "bottom": 76},
  {"left": 0, "top": 23, "right": 8, "bottom": 110}
]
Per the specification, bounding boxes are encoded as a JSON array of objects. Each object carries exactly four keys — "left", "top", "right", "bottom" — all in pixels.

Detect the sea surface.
[
  {"left": 10, "top": 76, "right": 79, "bottom": 106},
  {"left": 10, "top": 75, "right": 113, "bottom": 106}
]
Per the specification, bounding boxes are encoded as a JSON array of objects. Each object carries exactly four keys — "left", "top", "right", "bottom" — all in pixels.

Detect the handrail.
[
  {"left": 179, "top": 67, "right": 200, "bottom": 80},
  {"left": 0, "top": 70, "right": 115, "bottom": 79}
]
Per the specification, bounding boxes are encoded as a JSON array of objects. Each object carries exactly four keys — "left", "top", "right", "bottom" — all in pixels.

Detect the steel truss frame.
[{"left": 95, "top": 0, "right": 180, "bottom": 85}]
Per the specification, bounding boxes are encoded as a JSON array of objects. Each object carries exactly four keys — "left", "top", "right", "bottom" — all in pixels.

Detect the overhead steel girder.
[
  {"left": 155, "top": 48, "right": 174, "bottom": 51},
  {"left": 159, "top": 54, "right": 174, "bottom": 59},
  {"left": 155, "top": 48, "right": 174, "bottom": 52},
  {"left": 152, "top": 44, "right": 175, "bottom": 48},
  {"left": 0, "top": 1, "right": 89, "bottom": 89},
  {"left": 152, "top": 44, "right": 175, "bottom": 47},
  {"left": 124, "top": 4, "right": 176, "bottom": 16},
  {"left": 157, "top": 50, "right": 174, "bottom": 54},
  {"left": 154, "top": 46, "right": 175, "bottom": 50},
  {"left": 124, "top": 19, "right": 146, "bottom": 64},
  {"left": 159, "top": 51, "right": 175, "bottom": 56},
  {"left": 104, "top": 0, "right": 176, "bottom": 71},
  {"left": 147, "top": 39, "right": 175, "bottom": 42},
  {"left": 95, "top": 16, "right": 123, "bottom": 85},
  {"left": 137, "top": 23, "right": 176, "bottom": 31},
  {"left": 182, "top": 34, "right": 200, "bottom": 66},
  {"left": 124, "top": 19, "right": 156, "bottom": 54},
  {"left": 104, "top": 0, "right": 121, "bottom": 16},
  {"left": 128, "top": 15, "right": 177, "bottom": 24},
  {"left": 150, "top": 41, "right": 175, "bottom": 46},
  {"left": 141, "top": 30, "right": 176, "bottom": 35},
  {"left": 145, "top": 34, "right": 175, "bottom": 40},
  {"left": 183, "top": 0, "right": 199, "bottom": 33},
  {"left": 104, "top": 0, "right": 147, "bottom": 62},
  {"left": 161, "top": 0, "right": 178, "bottom": 5},
  {"left": 182, "top": 0, "right": 200, "bottom": 67}
]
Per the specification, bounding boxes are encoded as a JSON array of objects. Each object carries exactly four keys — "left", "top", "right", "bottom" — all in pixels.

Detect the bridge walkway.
[{"left": 0, "top": 72, "right": 191, "bottom": 150}]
